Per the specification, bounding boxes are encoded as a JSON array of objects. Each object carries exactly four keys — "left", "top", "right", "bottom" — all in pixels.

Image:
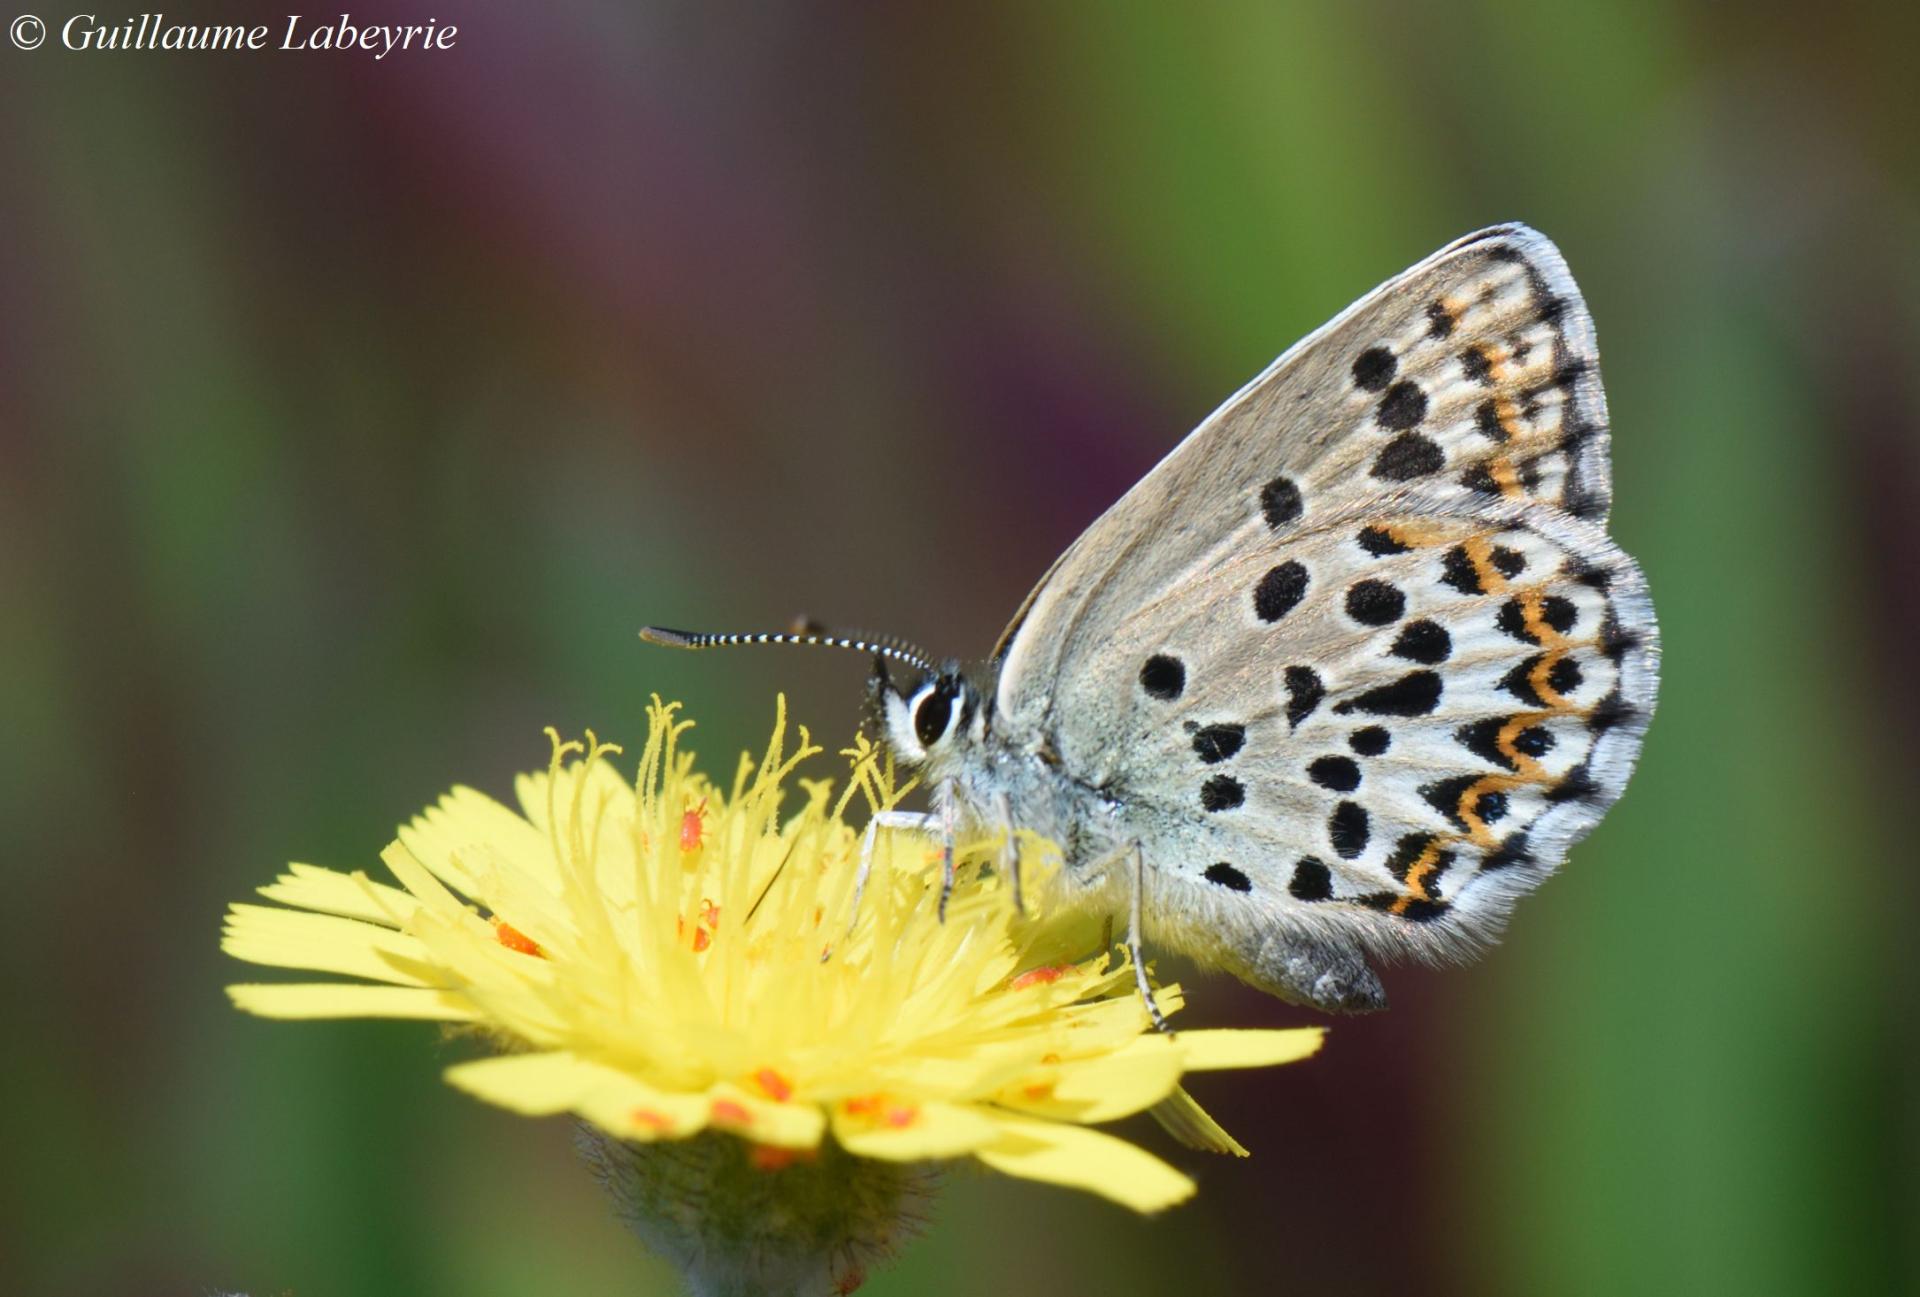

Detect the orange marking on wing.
[
  {"left": 1456, "top": 773, "right": 1531, "bottom": 848},
  {"left": 1495, "top": 711, "right": 1555, "bottom": 779},
  {"left": 1495, "top": 395, "right": 1524, "bottom": 440},
  {"left": 1530, "top": 650, "right": 1576, "bottom": 709},
  {"left": 1462, "top": 535, "right": 1511, "bottom": 594},
  {"left": 1489, "top": 456, "right": 1523, "bottom": 499},
  {"left": 1390, "top": 839, "right": 1447, "bottom": 915}
]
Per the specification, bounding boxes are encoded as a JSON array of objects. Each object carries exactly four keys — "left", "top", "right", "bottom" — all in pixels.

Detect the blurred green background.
[{"left": 3, "top": 2, "right": 1915, "bottom": 1293}]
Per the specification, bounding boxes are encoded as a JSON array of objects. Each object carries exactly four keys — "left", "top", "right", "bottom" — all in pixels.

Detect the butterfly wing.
[{"left": 988, "top": 226, "right": 1658, "bottom": 1006}]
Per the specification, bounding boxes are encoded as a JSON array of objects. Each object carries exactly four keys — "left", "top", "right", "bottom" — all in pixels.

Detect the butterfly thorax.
[{"left": 875, "top": 665, "right": 1134, "bottom": 901}]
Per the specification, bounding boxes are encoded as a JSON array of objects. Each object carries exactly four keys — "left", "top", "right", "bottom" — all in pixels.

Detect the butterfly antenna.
[{"left": 640, "top": 622, "right": 939, "bottom": 676}]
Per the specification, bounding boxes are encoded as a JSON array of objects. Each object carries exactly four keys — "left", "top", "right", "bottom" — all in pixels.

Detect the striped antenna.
[{"left": 639, "top": 624, "right": 938, "bottom": 675}]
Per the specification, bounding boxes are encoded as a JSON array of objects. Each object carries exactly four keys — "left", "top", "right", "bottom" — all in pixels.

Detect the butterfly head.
[{"left": 872, "top": 658, "right": 984, "bottom": 772}]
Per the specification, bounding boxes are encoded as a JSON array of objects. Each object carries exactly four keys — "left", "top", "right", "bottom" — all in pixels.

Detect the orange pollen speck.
[
  {"left": 692, "top": 927, "right": 712, "bottom": 953},
  {"left": 699, "top": 898, "right": 721, "bottom": 926},
  {"left": 1010, "top": 964, "right": 1072, "bottom": 989},
  {"left": 754, "top": 1068, "right": 794, "bottom": 1102},
  {"left": 884, "top": 1104, "right": 919, "bottom": 1128},
  {"left": 711, "top": 1098, "right": 751, "bottom": 1125},
  {"left": 630, "top": 1107, "right": 673, "bottom": 1132},
  {"left": 835, "top": 1266, "right": 867, "bottom": 1294},
  {"left": 749, "top": 1144, "right": 817, "bottom": 1171},
  {"left": 493, "top": 920, "right": 543, "bottom": 957},
  {"left": 1022, "top": 1082, "right": 1054, "bottom": 1100},
  {"left": 843, "top": 1094, "right": 883, "bottom": 1117}
]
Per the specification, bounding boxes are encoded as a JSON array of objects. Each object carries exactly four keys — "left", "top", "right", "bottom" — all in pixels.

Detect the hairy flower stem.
[{"left": 578, "top": 1126, "right": 940, "bottom": 1296}]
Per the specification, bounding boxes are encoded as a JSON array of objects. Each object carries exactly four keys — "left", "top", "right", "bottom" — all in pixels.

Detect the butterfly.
[{"left": 645, "top": 225, "right": 1659, "bottom": 1018}]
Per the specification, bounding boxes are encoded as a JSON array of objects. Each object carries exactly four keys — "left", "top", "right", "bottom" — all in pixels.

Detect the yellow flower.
[{"left": 224, "top": 697, "right": 1322, "bottom": 1213}]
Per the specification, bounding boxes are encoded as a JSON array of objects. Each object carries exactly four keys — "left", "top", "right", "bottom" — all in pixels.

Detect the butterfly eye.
[{"left": 913, "top": 682, "right": 958, "bottom": 748}]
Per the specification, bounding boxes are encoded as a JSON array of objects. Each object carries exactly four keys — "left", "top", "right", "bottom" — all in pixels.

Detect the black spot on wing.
[
  {"left": 1334, "top": 670, "right": 1443, "bottom": 717},
  {"left": 1191, "top": 724, "right": 1246, "bottom": 763},
  {"left": 1440, "top": 545, "right": 1483, "bottom": 595},
  {"left": 1289, "top": 857, "right": 1333, "bottom": 901},
  {"left": 1254, "top": 561, "right": 1310, "bottom": 623},
  {"left": 1600, "top": 609, "right": 1641, "bottom": 662},
  {"left": 1460, "top": 345, "right": 1495, "bottom": 385},
  {"left": 1588, "top": 690, "right": 1635, "bottom": 734},
  {"left": 1482, "top": 831, "right": 1533, "bottom": 870},
  {"left": 1351, "top": 347, "right": 1396, "bottom": 392},
  {"left": 1307, "top": 755, "right": 1361, "bottom": 792},
  {"left": 1460, "top": 462, "right": 1502, "bottom": 497},
  {"left": 1204, "top": 862, "right": 1252, "bottom": 893},
  {"left": 1564, "top": 558, "right": 1613, "bottom": 592},
  {"left": 1345, "top": 579, "right": 1406, "bottom": 626},
  {"left": 1140, "top": 655, "right": 1185, "bottom": 701},
  {"left": 1356, "top": 525, "right": 1410, "bottom": 557},
  {"left": 1474, "top": 400, "right": 1508, "bottom": 442},
  {"left": 1390, "top": 620, "right": 1451, "bottom": 664},
  {"left": 1425, "top": 301, "right": 1456, "bottom": 339},
  {"left": 1260, "top": 476, "right": 1303, "bottom": 528},
  {"left": 1349, "top": 726, "right": 1391, "bottom": 756},
  {"left": 1546, "top": 763, "right": 1596, "bottom": 804},
  {"left": 1284, "top": 666, "right": 1324, "bottom": 728},
  {"left": 1375, "top": 380, "right": 1428, "bottom": 430},
  {"left": 1491, "top": 546, "right": 1527, "bottom": 579},
  {"left": 1372, "top": 432, "right": 1445, "bottom": 481},
  {"left": 1200, "top": 775, "right": 1245, "bottom": 812},
  {"left": 1328, "top": 801, "right": 1370, "bottom": 858},
  {"left": 1514, "top": 725, "right": 1555, "bottom": 757}
]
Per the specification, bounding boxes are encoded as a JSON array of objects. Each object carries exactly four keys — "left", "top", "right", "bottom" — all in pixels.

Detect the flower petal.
[
  {"left": 832, "top": 1099, "right": 1003, "bottom": 1160},
  {"left": 1176, "top": 1027, "right": 1326, "bottom": 1070},
  {"left": 257, "top": 863, "right": 414, "bottom": 925},
  {"left": 975, "top": 1113, "right": 1195, "bottom": 1213},
  {"left": 226, "top": 983, "right": 477, "bottom": 1020},
  {"left": 221, "top": 904, "right": 434, "bottom": 986},
  {"left": 445, "top": 1051, "right": 636, "bottom": 1113},
  {"left": 995, "top": 1037, "right": 1184, "bottom": 1123},
  {"left": 700, "top": 1083, "right": 827, "bottom": 1149}
]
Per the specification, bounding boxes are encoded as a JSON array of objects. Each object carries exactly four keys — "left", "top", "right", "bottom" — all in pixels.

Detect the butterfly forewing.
[{"left": 994, "top": 225, "right": 1613, "bottom": 734}]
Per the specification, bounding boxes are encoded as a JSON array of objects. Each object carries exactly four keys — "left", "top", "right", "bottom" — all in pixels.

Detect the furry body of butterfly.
[{"left": 658, "top": 224, "right": 1660, "bottom": 1018}]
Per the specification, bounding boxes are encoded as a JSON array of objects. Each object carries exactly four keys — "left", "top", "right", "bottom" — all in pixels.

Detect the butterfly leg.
[
  {"left": 993, "top": 792, "right": 1024, "bottom": 915},
  {"left": 1128, "top": 843, "right": 1170, "bottom": 1033},
  {"left": 934, "top": 794, "right": 960, "bottom": 923},
  {"left": 845, "top": 809, "right": 939, "bottom": 939}
]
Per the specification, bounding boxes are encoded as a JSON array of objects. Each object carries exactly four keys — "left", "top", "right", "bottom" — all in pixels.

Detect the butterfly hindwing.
[{"left": 1054, "top": 493, "right": 1655, "bottom": 983}]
